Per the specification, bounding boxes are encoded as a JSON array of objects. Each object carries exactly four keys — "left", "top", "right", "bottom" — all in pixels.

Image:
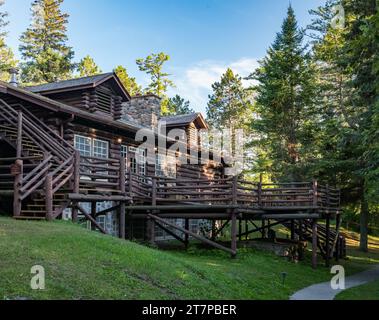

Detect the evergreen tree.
[
  {"left": 165, "top": 95, "right": 194, "bottom": 116},
  {"left": 251, "top": 6, "right": 316, "bottom": 181},
  {"left": 136, "top": 52, "right": 174, "bottom": 114},
  {"left": 207, "top": 68, "right": 252, "bottom": 131},
  {"left": 0, "top": 0, "right": 17, "bottom": 81},
  {"left": 114, "top": 65, "right": 142, "bottom": 97},
  {"left": 19, "top": 0, "right": 75, "bottom": 84},
  {"left": 77, "top": 55, "right": 101, "bottom": 77}
]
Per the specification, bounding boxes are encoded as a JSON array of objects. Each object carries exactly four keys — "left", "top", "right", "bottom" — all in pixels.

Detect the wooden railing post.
[
  {"left": 16, "top": 111, "right": 23, "bottom": 158},
  {"left": 258, "top": 174, "right": 263, "bottom": 207},
  {"left": 119, "top": 156, "right": 126, "bottom": 239},
  {"left": 232, "top": 175, "right": 238, "bottom": 205},
  {"left": 147, "top": 177, "right": 157, "bottom": 245},
  {"left": 45, "top": 173, "right": 53, "bottom": 221},
  {"left": 12, "top": 159, "right": 23, "bottom": 217},
  {"left": 312, "top": 219, "right": 318, "bottom": 269},
  {"left": 72, "top": 150, "right": 80, "bottom": 222},
  {"left": 312, "top": 180, "right": 318, "bottom": 207}
]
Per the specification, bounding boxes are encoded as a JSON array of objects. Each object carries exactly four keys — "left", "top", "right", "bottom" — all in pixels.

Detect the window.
[
  {"left": 155, "top": 154, "right": 176, "bottom": 178},
  {"left": 74, "top": 135, "right": 109, "bottom": 158},
  {"left": 121, "top": 145, "right": 128, "bottom": 159},
  {"left": 93, "top": 139, "right": 109, "bottom": 159},
  {"left": 137, "top": 149, "right": 146, "bottom": 176},
  {"left": 74, "top": 135, "right": 91, "bottom": 157}
]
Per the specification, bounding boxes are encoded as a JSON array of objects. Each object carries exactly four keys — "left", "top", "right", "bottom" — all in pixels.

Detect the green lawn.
[
  {"left": 335, "top": 279, "right": 379, "bottom": 300},
  {"left": 0, "top": 216, "right": 376, "bottom": 300}
]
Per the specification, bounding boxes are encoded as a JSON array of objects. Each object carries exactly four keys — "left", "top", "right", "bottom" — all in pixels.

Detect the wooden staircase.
[
  {"left": 281, "top": 219, "right": 346, "bottom": 260},
  {"left": 0, "top": 99, "right": 76, "bottom": 220}
]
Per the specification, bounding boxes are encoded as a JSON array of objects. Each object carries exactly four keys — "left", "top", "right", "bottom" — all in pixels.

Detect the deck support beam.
[
  {"left": 148, "top": 214, "right": 236, "bottom": 256},
  {"left": 312, "top": 218, "right": 318, "bottom": 269},
  {"left": 231, "top": 211, "right": 237, "bottom": 258},
  {"left": 325, "top": 215, "right": 330, "bottom": 267},
  {"left": 184, "top": 218, "right": 189, "bottom": 249}
]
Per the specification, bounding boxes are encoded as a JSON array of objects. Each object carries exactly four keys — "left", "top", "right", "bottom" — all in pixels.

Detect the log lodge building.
[{"left": 0, "top": 70, "right": 345, "bottom": 267}]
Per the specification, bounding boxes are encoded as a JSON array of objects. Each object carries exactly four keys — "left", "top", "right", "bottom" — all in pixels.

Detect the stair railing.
[{"left": 0, "top": 99, "right": 76, "bottom": 218}]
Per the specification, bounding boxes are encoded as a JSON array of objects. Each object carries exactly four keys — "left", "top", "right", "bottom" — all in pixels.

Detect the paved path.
[{"left": 290, "top": 264, "right": 379, "bottom": 300}]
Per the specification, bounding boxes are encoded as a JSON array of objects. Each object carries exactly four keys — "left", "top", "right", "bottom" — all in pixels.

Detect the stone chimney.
[
  {"left": 9, "top": 68, "right": 19, "bottom": 87},
  {"left": 120, "top": 94, "right": 161, "bottom": 129}
]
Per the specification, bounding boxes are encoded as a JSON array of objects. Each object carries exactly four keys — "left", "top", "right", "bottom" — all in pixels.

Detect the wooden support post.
[
  {"left": 91, "top": 202, "right": 97, "bottom": 230},
  {"left": 238, "top": 218, "right": 242, "bottom": 241},
  {"left": 72, "top": 150, "right": 80, "bottom": 222},
  {"left": 184, "top": 218, "right": 189, "bottom": 249},
  {"left": 325, "top": 215, "right": 331, "bottom": 267},
  {"left": 147, "top": 177, "right": 157, "bottom": 245},
  {"left": 245, "top": 219, "right": 248, "bottom": 240},
  {"left": 211, "top": 220, "right": 216, "bottom": 241},
  {"left": 312, "top": 180, "right": 318, "bottom": 207},
  {"left": 231, "top": 175, "right": 238, "bottom": 258},
  {"left": 119, "top": 156, "right": 126, "bottom": 239},
  {"left": 290, "top": 220, "right": 295, "bottom": 240},
  {"left": 12, "top": 159, "right": 23, "bottom": 217},
  {"left": 335, "top": 214, "right": 341, "bottom": 261},
  {"left": 231, "top": 211, "right": 237, "bottom": 258},
  {"left": 261, "top": 219, "right": 266, "bottom": 239},
  {"left": 312, "top": 219, "right": 318, "bottom": 269},
  {"left": 45, "top": 174, "right": 53, "bottom": 221},
  {"left": 298, "top": 219, "right": 304, "bottom": 261},
  {"left": 16, "top": 111, "right": 23, "bottom": 158}
]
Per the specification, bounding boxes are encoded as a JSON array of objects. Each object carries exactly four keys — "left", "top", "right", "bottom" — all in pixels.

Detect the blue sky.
[{"left": 3, "top": 0, "right": 325, "bottom": 114}]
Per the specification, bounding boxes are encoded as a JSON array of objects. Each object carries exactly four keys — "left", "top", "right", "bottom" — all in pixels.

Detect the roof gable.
[
  {"left": 25, "top": 72, "right": 131, "bottom": 100},
  {"left": 160, "top": 112, "right": 208, "bottom": 129}
]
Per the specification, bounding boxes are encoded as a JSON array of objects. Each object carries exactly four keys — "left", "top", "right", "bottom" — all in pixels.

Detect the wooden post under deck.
[
  {"left": 325, "top": 215, "right": 330, "bottom": 267},
  {"left": 312, "top": 219, "right": 318, "bottom": 269},
  {"left": 184, "top": 218, "right": 189, "bottom": 249},
  {"left": 72, "top": 150, "right": 80, "bottom": 222},
  {"left": 147, "top": 176, "right": 157, "bottom": 245},
  {"left": 16, "top": 111, "right": 23, "bottom": 158},
  {"left": 231, "top": 175, "right": 238, "bottom": 258},
  {"left": 119, "top": 156, "right": 126, "bottom": 239},
  {"left": 91, "top": 202, "right": 97, "bottom": 230},
  {"left": 45, "top": 174, "right": 53, "bottom": 221},
  {"left": 13, "top": 159, "right": 23, "bottom": 217}
]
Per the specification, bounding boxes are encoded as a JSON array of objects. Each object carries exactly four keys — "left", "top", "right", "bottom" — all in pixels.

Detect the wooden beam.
[
  {"left": 231, "top": 211, "right": 237, "bottom": 258},
  {"left": 325, "top": 215, "right": 330, "bottom": 267},
  {"left": 155, "top": 221, "right": 185, "bottom": 244},
  {"left": 148, "top": 214, "right": 236, "bottom": 256},
  {"left": 12, "top": 159, "right": 23, "bottom": 218},
  {"left": 68, "top": 193, "right": 131, "bottom": 201},
  {"left": 76, "top": 204, "right": 106, "bottom": 234},
  {"left": 45, "top": 174, "right": 53, "bottom": 221},
  {"left": 312, "top": 219, "right": 318, "bottom": 269},
  {"left": 185, "top": 218, "right": 189, "bottom": 249}
]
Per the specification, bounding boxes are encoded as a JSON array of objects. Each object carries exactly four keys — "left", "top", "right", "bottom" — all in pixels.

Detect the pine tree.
[
  {"left": 136, "top": 52, "right": 174, "bottom": 114},
  {"left": 207, "top": 68, "right": 252, "bottom": 131},
  {"left": 77, "top": 55, "right": 101, "bottom": 77},
  {"left": 19, "top": 0, "right": 75, "bottom": 84},
  {"left": 114, "top": 65, "right": 142, "bottom": 97},
  {"left": 165, "top": 95, "right": 194, "bottom": 116},
  {"left": 0, "top": 0, "right": 17, "bottom": 81},
  {"left": 251, "top": 6, "right": 316, "bottom": 181}
]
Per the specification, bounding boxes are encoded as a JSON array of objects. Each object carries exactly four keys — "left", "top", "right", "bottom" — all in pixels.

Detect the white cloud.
[{"left": 169, "top": 57, "right": 259, "bottom": 115}]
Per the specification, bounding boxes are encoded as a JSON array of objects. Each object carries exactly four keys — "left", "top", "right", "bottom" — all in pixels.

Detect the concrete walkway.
[{"left": 290, "top": 264, "right": 379, "bottom": 300}]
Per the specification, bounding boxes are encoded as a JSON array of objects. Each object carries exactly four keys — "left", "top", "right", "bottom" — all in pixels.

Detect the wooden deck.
[{"left": 0, "top": 98, "right": 344, "bottom": 268}]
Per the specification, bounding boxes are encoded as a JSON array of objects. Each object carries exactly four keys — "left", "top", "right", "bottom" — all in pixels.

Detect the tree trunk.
[{"left": 359, "top": 186, "right": 369, "bottom": 252}]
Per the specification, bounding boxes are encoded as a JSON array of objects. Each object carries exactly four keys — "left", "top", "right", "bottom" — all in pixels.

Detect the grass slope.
[
  {"left": 335, "top": 279, "right": 379, "bottom": 300},
  {"left": 0, "top": 217, "right": 375, "bottom": 300}
]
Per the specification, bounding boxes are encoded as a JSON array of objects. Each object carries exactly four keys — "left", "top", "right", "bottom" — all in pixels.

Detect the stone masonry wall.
[{"left": 121, "top": 94, "right": 161, "bottom": 129}]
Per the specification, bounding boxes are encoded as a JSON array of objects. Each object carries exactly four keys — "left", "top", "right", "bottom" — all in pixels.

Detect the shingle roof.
[
  {"left": 160, "top": 113, "right": 203, "bottom": 126},
  {"left": 26, "top": 73, "right": 114, "bottom": 93}
]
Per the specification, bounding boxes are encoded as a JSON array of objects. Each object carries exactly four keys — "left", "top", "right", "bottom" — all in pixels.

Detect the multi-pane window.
[
  {"left": 74, "top": 135, "right": 91, "bottom": 157},
  {"left": 137, "top": 149, "right": 146, "bottom": 176},
  {"left": 121, "top": 145, "right": 128, "bottom": 159},
  {"left": 74, "top": 135, "right": 109, "bottom": 158},
  {"left": 155, "top": 154, "right": 176, "bottom": 178}
]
